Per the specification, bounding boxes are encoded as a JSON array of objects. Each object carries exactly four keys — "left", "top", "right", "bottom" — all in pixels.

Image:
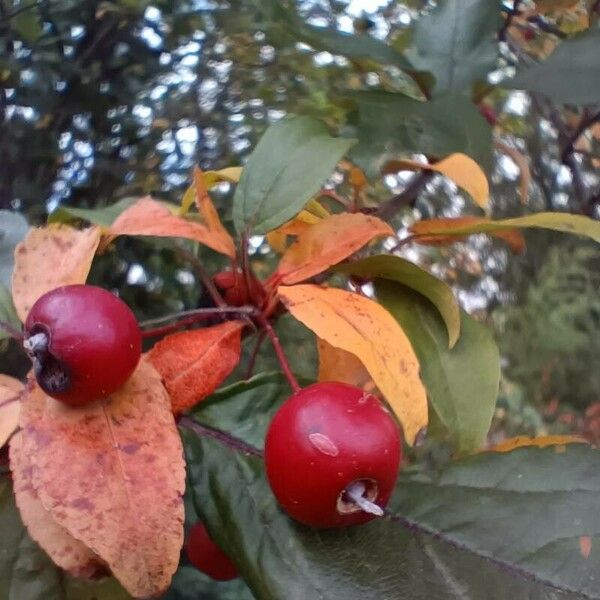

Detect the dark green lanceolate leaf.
[
  {"left": 0, "top": 210, "right": 28, "bottom": 289},
  {"left": 376, "top": 280, "right": 499, "bottom": 452},
  {"left": 506, "top": 24, "right": 600, "bottom": 105},
  {"left": 182, "top": 421, "right": 591, "bottom": 600},
  {"left": 189, "top": 372, "right": 290, "bottom": 448},
  {"left": 335, "top": 255, "right": 460, "bottom": 347},
  {"left": 48, "top": 198, "right": 138, "bottom": 227},
  {"left": 406, "top": 0, "right": 502, "bottom": 97},
  {"left": 164, "top": 566, "right": 254, "bottom": 600},
  {"left": 232, "top": 116, "right": 353, "bottom": 235},
  {"left": 351, "top": 92, "right": 492, "bottom": 176},
  {"left": 393, "top": 445, "right": 600, "bottom": 599}
]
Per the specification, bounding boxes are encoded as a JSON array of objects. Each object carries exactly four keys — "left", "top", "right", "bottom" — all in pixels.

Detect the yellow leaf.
[
  {"left": 304, "top": 198, "right": 330, "bottom": 219},
  {"left": 277, "top": 213, "right": 393, "bottom": 285},
  {"left": 12, "top": 225, "right": 101, "bottom": 322},
  {"left": 488, "top": 435, "right": 588, "bottom": 453},
  {"left": 10, "top": 432, "right": 105, "bottom": 578},
  {"left": 410, "top": 212, "right": 600, "bottom": 244},
  {"left": 19, "top": 360, "right": 185, "bottom": 598},
  {"left": 266, "top": 230, "right": 289, "bottom": 254},
  {"left": 0, "top": 375, "right": 23, "bottom": 448},
  {"left": 318, "top": 338, "right": 373, "bottom": 391},
  {"left": 180, "top": 166, "right": 242, "bottom": 214},
  {"left": 384, "top": 153, "right": 489, "bottom": 208},
  {"left": 278, "top": 284, "right": 427, "bottom": 444}
]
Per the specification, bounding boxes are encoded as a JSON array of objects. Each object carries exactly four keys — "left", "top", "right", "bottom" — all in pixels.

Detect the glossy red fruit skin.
[
  {"left": 264, "top": 382, "right": 402, "bottom": 529},
  {"left": 24, "top": 285, "right": 141, "bottom": 406},
  {"left": 186, "top": 522, "right": 238, "bottom": 581}
]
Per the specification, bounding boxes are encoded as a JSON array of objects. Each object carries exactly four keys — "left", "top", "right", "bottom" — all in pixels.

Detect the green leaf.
[
  {"left": 0, "top": 210, "right": 28, "bottom": 289},
  {"left": 406, "top": 0, "right": 502, "bottom": 96},
  {"left": 0, "top": 284, "right": 20, "bottom": 344},
  {"left": 164, "top": 566, "right": 254, "bottom": 600},
  {"left": 335, "top": 255, "right": 460, "bottom": 347},
  {"left": 376, "top": 280, "right": 500, "bottom": 452},
  {"left": 48, "top": 198, "right": 138, "bottom": 227},
  {"left": 393, "top": 445, "right": 600, "bottom": 598},
  {"left": 189, "top": 372, "right": 290, "bottom": 448},
  {"left": 505, "top": 24, "right": 600, "bottom": 105},
  {"left": 414, "top": 212, "right": 600, "bottom": 243},
  {"left": 262, "top": 0, "right": 413, "bottom": 70},
  {"left": 12, "top": 10, "right": 43, "bottom": 43},
  {"left": 182, "top": 424, "right": 591, "bottom": 600},
  {"left": 351, "top": 92, "right": 492, "bottom": 176},
  {"left": 232, "top": 116, "right": 353, "bottom": 235}
]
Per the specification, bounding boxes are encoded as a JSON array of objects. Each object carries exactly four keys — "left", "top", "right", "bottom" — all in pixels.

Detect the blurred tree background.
[{"left": 1, "top": 0, "right": 599, "bottom": 440}]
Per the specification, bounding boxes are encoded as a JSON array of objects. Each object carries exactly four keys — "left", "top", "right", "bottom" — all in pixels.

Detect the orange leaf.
[
  {"left": 147, "top": 320, "right": 244, "bottom": 415},
  {"left": 192, "top": 167, "right": 236, "bottom": 256},
  {"left": 0, "top": 374, "right": 23, "bottom": 448},
  {"left": 580, "top": 536, "right": 593, "bottom": 559},
  {"left": 277, "top": 213, "right": 393, "bottom": 285},
  {"left": 278, "top": 284, "right": 427, "bottom": 444},
  {"left": 106, "top": 197, "right": 235, "bottom": 258},
  {"left": 317, "top": 338, "right": 373, "bottom": 391},
  {"left": 19, "top": 360, "right": 185, "bottom": 598},
  {"left": 384, "top": 153, "right": 489, "bottom": 208},
  {"left": 488, "top": 435, "right": 588, "bottom": 453},
  {"left": 410, "top": 217, "right": 526, "bottom": 254},
  {"left": 12, "top": 225, "right": 101, "bottom": 322},
  {"left": 10, "top": 431, "right": 105, "bottom": 578}
]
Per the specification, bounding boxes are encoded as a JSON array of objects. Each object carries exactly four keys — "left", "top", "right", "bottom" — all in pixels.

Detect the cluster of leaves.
[{"left": 1, "top": 112, "right": 600, "bottom": 599}]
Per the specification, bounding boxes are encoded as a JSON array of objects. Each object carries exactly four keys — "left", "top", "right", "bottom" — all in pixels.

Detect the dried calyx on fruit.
[
  {"left": 264, "top": 382, "right": 402, "bottom": 528},
  {"left": 23, "top": 284, "right": 142, "bottom": 406},
  {"left": 186, "top": 522, "right": 238, "bottom": 581}
]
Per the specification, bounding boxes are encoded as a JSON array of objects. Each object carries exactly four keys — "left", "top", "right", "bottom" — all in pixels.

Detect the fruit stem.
[
  {"left": 175, "top": 246, "right": 227, "bottom": 308},
  {"left": 255, "top": 312, "right": 301, "bottom": 393},
  {"left": 344, "top": 481, "right": 384, "bottom": 517},
  {"left": 140, "top": 306, "right": 257, "bottom": 338},
  {"left": 0, "top": 319, "right": 23, "bottom": 341}
]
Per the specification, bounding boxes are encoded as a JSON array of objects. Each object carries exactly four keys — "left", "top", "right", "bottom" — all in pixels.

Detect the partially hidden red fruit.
[
  {"left": 24, "top": 284, "right": 141, "bottom": 406},
  {"left": 213, "top": 269, "right": 265, "bottom": 307},
  {"left": 185, "top": 522, "right": 238, "bottom": 581},
  {"left": 264, "top": 382, "right": 402, "bottom": 529}
]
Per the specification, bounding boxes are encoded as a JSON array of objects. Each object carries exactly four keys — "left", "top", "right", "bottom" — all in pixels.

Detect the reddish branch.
[{"left": 179, "top": 416, "right": 263, "bottom": 457}]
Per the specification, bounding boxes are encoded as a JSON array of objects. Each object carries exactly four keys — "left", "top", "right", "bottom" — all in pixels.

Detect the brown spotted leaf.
[
  {"left": 12, "top": 225, "right": 101, "bottom": 322},
  {"left": 147, "top": 320, "right": 244, "bottom": 415},
  {"left": 278, "top": 284, "right": 427, "bottom": 444},
  {"left": 19, "top": 360, "right": 185, "bottom": 598},
  {"left": 0, "top": 375, "right": 23, "bottom": 449},
  {"left": 106, "top": 196, "right": 235, "bottom": 257},
  {"left": 9, "top": 431, "right": 106, "bottom": 579}
]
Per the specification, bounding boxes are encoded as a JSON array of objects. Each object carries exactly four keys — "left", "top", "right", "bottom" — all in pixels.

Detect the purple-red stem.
[
  {"left": 255, "top": 312, "right": 300, "bottom": 393},
  {"left": 245, "top": 329, "right": 267, "bottom": 380},
  {"left": 179, "top": 415, "right": 263, "bottom": 457},
  {"left": 140, "top": 306, "right": 256, "bottom": 338}
]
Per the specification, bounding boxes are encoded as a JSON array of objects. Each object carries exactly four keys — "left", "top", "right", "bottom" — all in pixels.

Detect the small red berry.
[
  {"left": 264, "top": 382, "right": 402, "bottom": 529},
  {"left": 185, "top": 522, "right": 238, "bottom": 581},
  {"left": 24, "top": 285, "right": 141, "bottom": 406}
]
